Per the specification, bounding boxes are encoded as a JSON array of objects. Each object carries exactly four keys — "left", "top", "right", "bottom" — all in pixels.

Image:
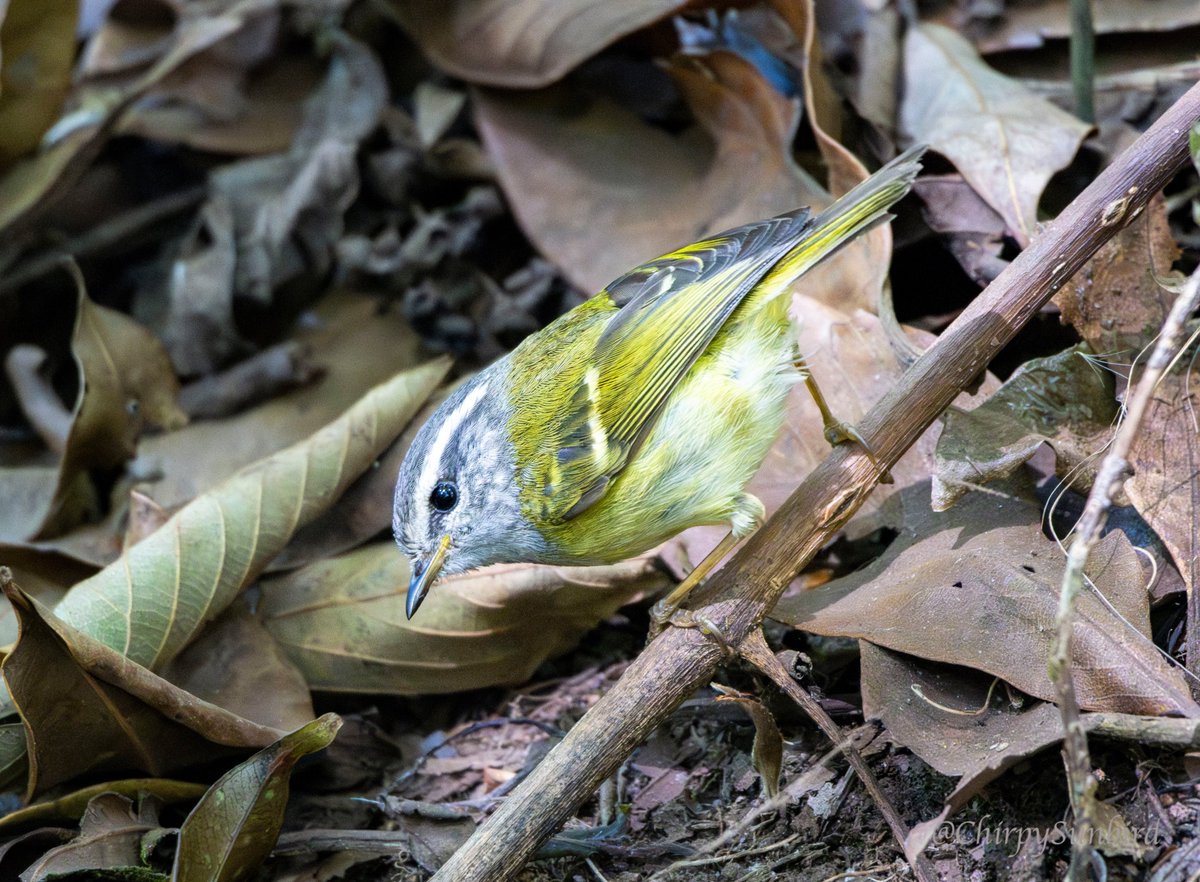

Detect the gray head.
[{"left": 392, "top": 368, "right": 546, "bottom": 619}]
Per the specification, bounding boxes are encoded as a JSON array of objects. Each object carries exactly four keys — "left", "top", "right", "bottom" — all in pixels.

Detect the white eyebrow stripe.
[{"left": 414, "top": 378, "right": 490, "bottom": 541}]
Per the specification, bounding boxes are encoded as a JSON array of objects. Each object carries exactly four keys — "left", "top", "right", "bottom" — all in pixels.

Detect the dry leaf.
[
  {"left": 0, "top": 778, "right": 206, "bottom": 835},
  {"left": 900, "top": 22, "right": 1090, "bottom": 244},
  {"left": 385, "top": 0, "right": 688, "bottom": 88},
  {"left": 0, "top": 579, "right": 283, "bottom": 799},
  {"left": 712, "top": 686, "right": 783, "bottom": 797},
  {"left": 933, "top": 345, "right": 1117, "bottom": 510},
  {"left": 0, "top": 0, "right": 79, "bottom": 165},
  {"left": 965, "top": 0, "right": 1200, "bottom": 55},
  {"left": 18, "top": 792, "right": 165, "bottom": 881},
  {"left": 772, "top": 479, "right": 1198, "bottom": 716},
  {"left": 1052, "top": 195, "right": 1197, "bottom": 598},
  {"left": 259, "top": 544, "right": 667, "bottom": 694},
  {"left": 1054, "top": 193, "right": 1181, "bottom": 358},
  {"left": 160, "top": 605, "right": 315, "bottom": 733},
  {"left": 0, "top": 285, "right": 186, "bottom": 544},
  {"left": 50, "top": 357, "right": 450, "bottom": 673},
  {"left": 475, "top": 50, "right": 837, "bottom": 297},
  {"left": 173, "top": 714, "right": 341, "bottom": 882},
  {"left": 914, "top": 173, "right": 1012, "bottom": 285},
  {"left": 132, "top": 294, "right": 438, "bottom": 520}
]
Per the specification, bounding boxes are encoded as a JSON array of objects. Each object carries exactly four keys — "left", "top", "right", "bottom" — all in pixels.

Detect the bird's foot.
[
  {"left": 647, "top": 602, "right": 736, "bottom": 658},
  {"left": 823, "top": 420, "right": 894, "bottom": 485}
]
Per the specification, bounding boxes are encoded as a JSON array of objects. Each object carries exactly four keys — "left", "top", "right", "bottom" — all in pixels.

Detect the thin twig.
[
  {"left": 430, "top": 81, "right": 1200, "bottom": 882},
  {"left": 737, "top": 633, "right": 937, "bottom": 881},
  {"left": 1049, "top": 266, "right": 1200, "bottom": 880}
]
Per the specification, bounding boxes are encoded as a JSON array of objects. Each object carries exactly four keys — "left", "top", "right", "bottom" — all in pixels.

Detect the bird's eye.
[{"left": 430, "top": 481, "right": 458, "bottom": 512}]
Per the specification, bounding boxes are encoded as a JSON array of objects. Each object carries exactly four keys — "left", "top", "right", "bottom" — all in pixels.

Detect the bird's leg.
[
  {"left": 648, "top": 530, "right": 742, "bottom": 638},
  {"left": 794, "top": 352, "right": 893, "bottom": 484},
  {"left": 648, "top": 495, "right": 764, "bottom": 647}
]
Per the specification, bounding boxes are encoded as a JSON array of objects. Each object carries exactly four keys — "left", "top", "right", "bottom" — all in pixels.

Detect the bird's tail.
[{"left": 761, "top": 145, "right": 926, "bottom": 289}]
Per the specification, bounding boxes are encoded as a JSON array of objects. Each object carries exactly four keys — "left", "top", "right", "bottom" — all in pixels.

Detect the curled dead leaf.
[{"left": 259, "top": 544, "right": 667, "bottom": 694}]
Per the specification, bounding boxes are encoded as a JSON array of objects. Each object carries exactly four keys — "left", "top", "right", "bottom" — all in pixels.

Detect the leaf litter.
[{"left": 0, "top": 0, "right": 1199, "bottom": 880}]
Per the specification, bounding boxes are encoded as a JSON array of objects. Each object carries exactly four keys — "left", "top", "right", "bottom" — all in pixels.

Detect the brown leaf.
[
  {"left": 966, "top": 0, "right": 1200, "bottom": 55},
  {"left": 861, "top": 642, "right": 1065, "bottom": 779},
  {"left": 0, "top": 0, "right": 79, "bottom": 165},
  {"left": 0, "top": 778, "right": 206, "bottom": 835},
  {"left": 0, "top": 578, "right": 282, "bottom": 799},
  {"left": 259, "top": 545, "right": 667, "bottom": 694},
  {"left": 50, "top": 355, "right": 450, "bottom": 673},
  {"left": 18, "top": 792, "right": 163, "bottom": 882},
  {"left": 1052, "top": 195, "right": 1197, "bottom": 598},
  {"left": 1054, "top": 193, "right": 1181, "bottom": 357},
  {"left": 933, "top": 345, "right": 1117, "bottom": 510},
  {"left": 0, "top": 11, "right": 249, "bottom": 241},
  {"left": 160, "top": 604, "right": 314, "bottom": 733},
  {"left": 712, "top": 686, "right": 783, "bottom": 797},
  {"left": 0, "top": 283, "right": 186, "bottom": 544},
  {"left": 913, "top": 173, "right": 1012, "bottom": 285},
  {"left": 670, "top": 296, "right": 999, "bottom": 571},
  {"left": 384, "top": 0, "right": 688, "bottom": 88},
  {"left": 900, "top": 22, "right": 1090, "bottom": 243},
  {"left": 475, "top": 51, "right": 843, "bottom": 297},
  {"left": 132, "top": 293, "right": 436, "bottom": 519},
  {"left": 0, "top": 545, "right": 93, "bottom": 645},
  {"left": 772, "top": 479, "right": 1199, "bottom": 716}
]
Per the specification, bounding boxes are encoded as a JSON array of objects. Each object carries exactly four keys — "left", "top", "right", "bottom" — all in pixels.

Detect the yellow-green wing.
[{"left": 547, "top": 209, "right": 814, "bottom": 522}]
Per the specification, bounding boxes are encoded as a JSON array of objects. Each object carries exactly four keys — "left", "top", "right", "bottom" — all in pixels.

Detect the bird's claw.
[{"left": 647, "top": 603, "right": 736, "bottom": 659}]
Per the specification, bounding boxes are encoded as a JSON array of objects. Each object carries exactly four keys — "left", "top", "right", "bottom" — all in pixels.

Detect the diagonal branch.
[{"left": 432, "top": 80, "right": 1200, "bottom": 882}]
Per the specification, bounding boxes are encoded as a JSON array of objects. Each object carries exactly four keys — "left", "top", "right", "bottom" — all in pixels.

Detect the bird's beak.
[{"left": 406, "top": 533, "right": 450, "bottom": 620}]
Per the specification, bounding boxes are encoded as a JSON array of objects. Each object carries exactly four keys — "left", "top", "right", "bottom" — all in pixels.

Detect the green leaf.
[
  {"left": 50, "top": 357, "right": 450, "bottom": 673},
  {"left": 172, "top": 714, "right": 342, "bottom": 882},
  {"left": 0, "top": 779, "right": 206, "bottom": 835}
]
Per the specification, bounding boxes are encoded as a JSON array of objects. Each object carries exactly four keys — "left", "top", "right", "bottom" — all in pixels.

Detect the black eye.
[{"left": 430, "top": 481, "right": 458, "bottom": 512}]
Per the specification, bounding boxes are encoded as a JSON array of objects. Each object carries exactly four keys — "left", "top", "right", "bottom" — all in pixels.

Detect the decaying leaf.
[
  {"left": 933, "top": 345, "right": 1117, "bottom": 510},
  {"left": 0, "top": 284, "right": 186, "bottom": 544},
  {"left": 772, "top": 479, "right": 1198, "bottom": 716},
  {"left": 0, "top": 545, "right": 93, "bottom": 645},
  {"left": 0, "top": 11, "right": 249, "bottom": 241},
  {"left": 1, "top": 578, "right": 283, "bottom": 798},
  {"left": 1053, "top": 195, "right": 1198, "bottom": 599},
  {"left": 160, "top": 605, "right": 314, "bottom": 733},
  {"left": 173, "top": 714, "right": 342, "bottom": 882},
  {"left": 712, "top": 685, "right": 783, "bottom": 797},
  {"left": 964, "top": 0, "right": 1200, "bottom": 55},
  {"left": 900, "top": 22, "right": 1090, "bottom": 243},
  {"left": 1054, "top": 193, "right": 1181, "bottom": 358},
  {"left": 50, "top": 357, "right": 451, "bottom": 673},
  {"left": 259, "top": 545, "right": 667, "bottom": 694},
  {"left": 385, "top": 0, "right": 688, "bottom": 88},
  {"left": 17, "top": 792, "right": 167, "bottom": 882},
  {"left": 0, "top": 0, "right": 80, "bottom": 165},
  {"left": 914, "top": 173, "right": 1012, "bottom": 285},
  {"left": 672, "top": 296, "right": 999, "bottom": 571},
  {"left": 0, "top": 779, "right": 206, "bottom": 835},
  {"left": 475, "top": 50, "right": 836, "bottom": 297},
  {"left": 133, "top": 294, "right": 439, "bottom": 520}
]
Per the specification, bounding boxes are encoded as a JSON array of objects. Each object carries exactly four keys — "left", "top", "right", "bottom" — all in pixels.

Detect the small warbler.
[{"left": 394, "top": 146, "right": 924, "bottom": 624}]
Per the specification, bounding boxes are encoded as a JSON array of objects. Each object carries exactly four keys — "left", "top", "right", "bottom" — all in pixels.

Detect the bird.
[{"left": 393, "top": 146, "right": 925, "bottom": 630}]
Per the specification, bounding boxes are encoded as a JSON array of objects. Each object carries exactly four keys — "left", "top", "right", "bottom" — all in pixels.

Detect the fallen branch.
[
  {"left": 432, "top": 81, "right": 1200, "bottom": 881},
  {"left": 1049, "top": 264, "right": 1200, "bottom": 881}
]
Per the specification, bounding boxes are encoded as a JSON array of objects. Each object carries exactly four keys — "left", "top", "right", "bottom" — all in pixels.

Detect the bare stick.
[
  {"left": 431, "top": 81, "right": 1200, "bottom": 882},
  {"left": 1049, "top": 266, "right": 1200, "bottom": 880},
  {"left": 739, "top": 632, "right": 938, "bottom": 882}
]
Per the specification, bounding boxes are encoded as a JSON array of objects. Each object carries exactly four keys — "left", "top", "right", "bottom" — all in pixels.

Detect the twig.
[
  {"left": 738, "top": 632, "right": 937, "bottom": 881},
  {"left": 177, "top": 342, "right": 322, "bottom": 419},
  {"left": 1049, "top": 265, "right": 1200, "bottom": 881},
  {"left": 1069, "top": 0, "right": 1096, "bottom": 124},
  {"left": 430, "top": 81, "right": 1200, "bottom": 882}
]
